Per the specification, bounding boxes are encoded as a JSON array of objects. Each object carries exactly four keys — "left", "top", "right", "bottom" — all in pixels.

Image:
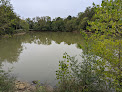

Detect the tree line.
[
  {"left": 0, "top": 0, "right": 121, "bottom": 36},
  {"left": 25, "top": 6, "right": 95, "bottom": 32},
  {"left": 0, "top": 0, "right": 96, "bottom": 36}
]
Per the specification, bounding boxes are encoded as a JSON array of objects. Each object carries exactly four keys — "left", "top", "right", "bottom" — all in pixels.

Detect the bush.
[
  {"left": 0, "top": 69, "right": 15, "bottom": 92},
  {"left": 56, "top": 52, "right": 117, "bottom": 92}
]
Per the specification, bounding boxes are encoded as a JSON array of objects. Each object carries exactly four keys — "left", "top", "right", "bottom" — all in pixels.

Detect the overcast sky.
[{"left": 10, "top": 0, "right": 102, "bottom": 19}]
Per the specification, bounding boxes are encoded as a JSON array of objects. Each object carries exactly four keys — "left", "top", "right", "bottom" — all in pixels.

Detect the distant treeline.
[
  {"left": 0, "top": 0, "right": 96, "bottom": 35},
  {"left": 25, "top": 6, "right": 95, "bottom": 32}
]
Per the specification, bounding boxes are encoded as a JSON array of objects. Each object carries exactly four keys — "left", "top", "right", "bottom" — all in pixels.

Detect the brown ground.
[{"left": 15, "top": 81, "right": 54, "bottom": 92}]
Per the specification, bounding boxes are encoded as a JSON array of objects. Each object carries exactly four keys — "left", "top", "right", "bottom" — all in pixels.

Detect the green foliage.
[
  {"left": 87, "top": 0, "right": 122, "bottom": 35},
  {"left": 32, "top": 16, "right": 51, "bottom": 31},
  {"left": 0, "top": 0, "right": 29, "bottom": 36},
  {"left": 88, "top": 35, "right": 122, "bottom": 91},
  {"left": 0, "top": 0, "right": 14, "bottom": 35},
  {"left": 26, "top": 6, "right": 95, "bottom": 32},
  {"left": 51, "top": 17, "right": 65, "bottom": 32},
  {"left": 0, "top": 69, "right": 15, "bottom": 92},
  {"left": 65, "top": 17, "right": 77, "bottom": 32},
  {"left": 56, "top": 1, "right": 122, "bottom": 91},
  {"left": 86, "top": 0, "right": 122, "bottom": 91},
  {"left": 20, "top": 19, "right": 29, "bottom": 31},
  {"left": 25, "top": 18, "right": 34, "bottom": 29},
  {"left": 56, "top": 52, "right": 115, "bottom": 92},
  {"left": 77, "top": 6, "right": 95, "bottom": 31}
]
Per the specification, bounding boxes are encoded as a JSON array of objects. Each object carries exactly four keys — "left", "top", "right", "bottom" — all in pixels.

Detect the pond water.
[{"left": 0, "top": 32, "right": 84, "bottom": 86}]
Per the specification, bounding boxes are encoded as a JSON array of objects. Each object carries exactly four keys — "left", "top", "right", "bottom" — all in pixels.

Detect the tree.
[
  {"left": 32, "top": 16, "right": 51, "bottom": 31},
  {"left": 88, "top": 0, "right": 122, "bottom": 34},
  {"left": 20, "top": 19, "right": 29, "bottom": 31},
  {"left": 87, "top": 0, "right": 122, "bottom": 91},
  {"left": 0, "top": 0, "right": 29, "bottom": 35},
  {"left": 77, "top": 6, "right": 95, "bottom": 31},
  {"left": 66, "top": 15, "right": 72, "bottom": 20},
  {"left": 0, "top": 0, "right": 15, "bottom": 34},
  {"left": 65, "top": 17, "right": 77, "bottom": 32},
  {"left": 51, "top": 17, "right": 65, "bottom": 31},
  {"left": 25, "top": 18, "right": 34, "bottom": 30}
]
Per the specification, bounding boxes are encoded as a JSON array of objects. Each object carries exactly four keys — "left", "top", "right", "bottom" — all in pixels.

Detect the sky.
[{"left": 10, "top": 0, "right": 102, "bottom": 19}]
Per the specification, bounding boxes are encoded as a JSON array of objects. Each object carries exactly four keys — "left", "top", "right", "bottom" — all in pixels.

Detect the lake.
[{"left": 0, "top": 32, "right": 84, "bottom": 86}]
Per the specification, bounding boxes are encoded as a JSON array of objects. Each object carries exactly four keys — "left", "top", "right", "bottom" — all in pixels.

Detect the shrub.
[
  {"left": 0, "top": 69, "right": 15, "bottom": 92},
  {"left": 56, "top": 52, "right": 117, "bottom": 92}
]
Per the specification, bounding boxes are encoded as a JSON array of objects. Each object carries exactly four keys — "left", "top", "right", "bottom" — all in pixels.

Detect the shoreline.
[
  {"left": 0, "top": 32, "right": 26, "bottom": 39},
  {"left": 0, "top": 31, "right": 81, "bottom": 39},
  {"left": 15, "top": 80, "right": 54, "bottom": 92},
  {"left": 14, "top": 32, "right": 26, "bottom": 36}
]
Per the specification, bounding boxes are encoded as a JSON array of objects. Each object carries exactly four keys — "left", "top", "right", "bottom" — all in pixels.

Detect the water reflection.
[
  {"left": 0, "top": 32, "right": 84, "bottom": 85},
  {"left": 0, "top": 37, "right": 23, "bottom": 63},
  {"left": 0, "top": 32, "right": 84, "bottom": 63},
  {"left": 24, "top": 32, "right": 84, "bottom": 45}
]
